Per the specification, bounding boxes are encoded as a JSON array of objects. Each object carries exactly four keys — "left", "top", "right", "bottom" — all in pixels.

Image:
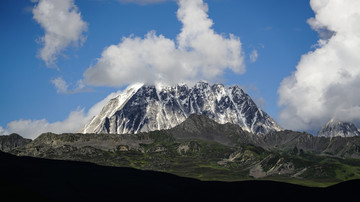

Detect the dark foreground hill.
[{"left": 0, "top": 151, "right": 359, "bottom": 202}]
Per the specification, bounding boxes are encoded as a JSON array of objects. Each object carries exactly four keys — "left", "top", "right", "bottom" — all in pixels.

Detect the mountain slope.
[
  {"left": 166, "top": 115, "right": 360, "bottom": 159},
  {"left": 81, "top": 83, "right": 143, "bottom": 134},
  {"left": 15, "top": 115, "right": 360, "bottom": 160},
  {"left": 167, "top": 114, "right": 259, "bottom": 146},
  {"left": 318, "top": 119, "right": 360, "bottom": 137},
  {"left": 3, "top": 151, "right": 360, "bottom": 201},
  {"left": 80, "top": 81, "right": 282, "bottom": 135}
]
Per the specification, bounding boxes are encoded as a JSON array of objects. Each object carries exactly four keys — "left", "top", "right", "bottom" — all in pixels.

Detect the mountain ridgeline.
[
  {"left": 318, "top": 119, "right": 360, "bottom": 137},
  {"left": 0, "top": 133, "right": 31, "bottom": 152},
  {"left": 10, "top": 114, "right": 360, "bottom": 186},
  {"left": 80, "top": 81, "right": 282, "bottom": 135},
  {"left": 2, "top": 81, "right": 360, "bottom": 188}
]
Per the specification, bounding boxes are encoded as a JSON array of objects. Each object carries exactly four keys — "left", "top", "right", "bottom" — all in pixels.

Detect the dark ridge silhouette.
[{"left": 0, "top": 151, "right": 358, "bottom": 202}]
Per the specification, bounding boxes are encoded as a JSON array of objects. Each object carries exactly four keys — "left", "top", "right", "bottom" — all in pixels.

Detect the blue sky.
[{"left": 1, "top": 0, "right": 359, "bottom": 138}]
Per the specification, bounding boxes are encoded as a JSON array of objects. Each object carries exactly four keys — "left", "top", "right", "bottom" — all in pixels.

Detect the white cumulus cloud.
[
  {"left": 6, "top": 110, "right": 87, "bottom": 140},
  {"left": 84, "top": 0, "right": 245, "bottom": 87},
  {"left": 32, "top": 0, "right": 88, "bottom": 67},
  {"left": 278, "top": 0, "right": 360, "bottom": 132},
  {"left": 0, "top": 126, "right": 8, "bottom": 136}
]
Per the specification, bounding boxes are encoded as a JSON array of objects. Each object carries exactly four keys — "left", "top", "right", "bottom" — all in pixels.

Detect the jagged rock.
[
  {"left": 318, "top": 119, "right": 360, "bottom": 137},
  {"left": 0, "top": 133, "right": 31, "bottom": 152},
  {"left": 80, "top": 81, "right": 282, "bottom": 135}
]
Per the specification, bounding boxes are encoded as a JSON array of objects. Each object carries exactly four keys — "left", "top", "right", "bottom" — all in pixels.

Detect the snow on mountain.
[
  {"left": 317, "top": 119, "right": 360, "bottom": 137},
  {"left": 80, "top": 81, "right": 282, "bottom": 134},
  {"left": 81, "top": 83, "right": 143, "bottom": 133}
]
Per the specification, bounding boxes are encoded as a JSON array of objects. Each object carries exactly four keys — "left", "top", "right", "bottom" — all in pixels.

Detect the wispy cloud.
[
  {"left": 32, "top": 0, "right": 88, "bottom": 67},
  {"left": 51, "top": 77, "right": 89, "bottom": 94},
  {"left": 116, "top": 0, "right": 172, "bottom": 5},
  {"left": 51, "top": 77, "right": 69, "bottom": 94},
  {"left": 278, "top": 0, "right": 360, "bottom": 131},
  {"left": 249, "top": 49, "right": 258, "bottom": 63},
  {"left": 84, "top": 0, "right": 245, "bottom": 87}
]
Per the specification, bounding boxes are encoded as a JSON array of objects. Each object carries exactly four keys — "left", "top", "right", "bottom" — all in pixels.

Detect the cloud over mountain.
[
  {"left": 278, "top": 0, "right": 360, "bottom": 131},
  {"left": 84, "top": 0, "right": 245, "bottom": 87},
  {"left": 32, "top": 0, "right": 88, "bottom": 67}
]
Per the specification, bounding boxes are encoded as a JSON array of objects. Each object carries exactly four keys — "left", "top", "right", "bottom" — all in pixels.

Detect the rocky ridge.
[
  {"left": 318, "top": 119, "right": 360, "bottom": 138},
  {"left": 0, "top": 133, "right": 32, "bottom": 152},
  {"left": 80, "top": 81, "right": 282, "bottom": 135},
  {"left": 10, "top": 115, "right": 360, "bottom": 184}
]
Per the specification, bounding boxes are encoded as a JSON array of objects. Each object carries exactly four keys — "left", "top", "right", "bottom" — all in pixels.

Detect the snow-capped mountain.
[
  {"left": 318, "top": 119, "right": 360, "bottom": 137},
  {"left": 80, "top": 81, "right": 282, "bottom": 135}
]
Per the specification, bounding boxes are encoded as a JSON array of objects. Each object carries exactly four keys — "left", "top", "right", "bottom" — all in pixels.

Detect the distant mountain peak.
[
  {"left": 318, "top": 119, "right": 360, "bottom": 137},
  {"left": 80, "top": 81, "right": 282, "bottom": 135}
]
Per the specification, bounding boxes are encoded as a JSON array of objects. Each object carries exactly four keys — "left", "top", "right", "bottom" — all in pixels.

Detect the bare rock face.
[
  {"left": 80, "top": 81, "right": 282, "bottom": 135},
  {"left": 318, "top": 119, "right": 360, "bottom": 137},
  {"left": 0, "top": 133, "right": 32, "bottom": 152}
]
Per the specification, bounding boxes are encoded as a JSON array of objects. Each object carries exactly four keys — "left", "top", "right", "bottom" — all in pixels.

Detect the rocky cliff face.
[
  {"left": 318, "top": 119, "right": 360, "bottom": 137},
  {"left": 0, "top": 133, "right": 32, "bottom": 152},
  {"left": 80, "top": 81, "right": 282, "bottom": 135}
]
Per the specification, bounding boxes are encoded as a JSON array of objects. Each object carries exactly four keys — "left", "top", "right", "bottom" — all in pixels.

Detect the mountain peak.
[
  {"left": 328, "top": 118, "right": 342, "bottom": 124},
  {"left": 80, "top": 81, "right": 282, "bottom": 135},
  {"left": 318, "top": 119, "right": 360, "bottom": 137}
]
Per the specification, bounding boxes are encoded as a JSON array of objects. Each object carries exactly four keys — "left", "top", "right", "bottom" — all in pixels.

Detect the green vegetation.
[
  {"left": 12, "top": 131, "right": 360, "bottom": 188},
  {"left": 40, "top": 139, "right": 359, "bottom": 187}
]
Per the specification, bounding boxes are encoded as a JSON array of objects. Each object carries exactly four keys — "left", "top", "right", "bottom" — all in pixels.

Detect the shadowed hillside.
[{"left": 1, "top": 151, "right": 359, "bottom": 202}]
